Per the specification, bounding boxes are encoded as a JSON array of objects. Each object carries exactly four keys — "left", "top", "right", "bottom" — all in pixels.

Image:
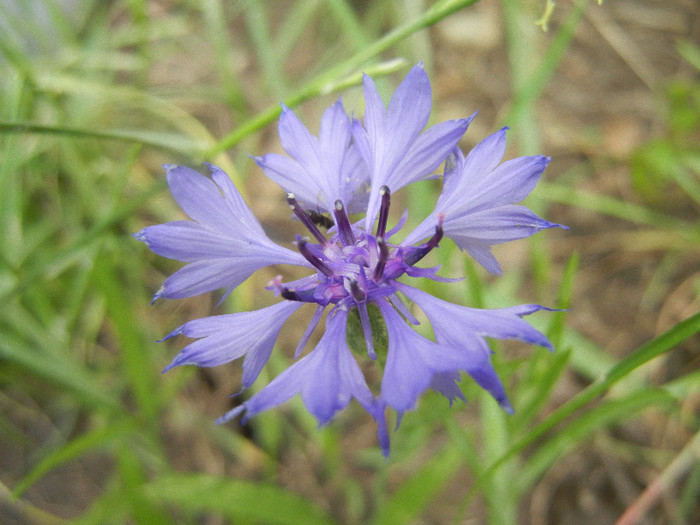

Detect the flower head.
[{"left": 136, "top": 64, "right": 566, "bottom": 455}]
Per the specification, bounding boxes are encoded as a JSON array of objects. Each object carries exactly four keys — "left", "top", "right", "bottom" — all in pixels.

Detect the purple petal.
[
  {"left": 442, "top": 147, "right": 467, "bottom": 195},
  {"left": 388, "top": 118, "right": 472, "bottom": 191},
  {"left": 165, "top": 165, "right": 237, "bottom": 231},
  {"left": 138, "top": 165, "right": 310, "bottom": 300},
  {"left": 438, "top": 128, "right": 508, "bottom": 209},
  {"left": 399, "top": 212, "right": 439, "bottom": 247},
  {"left": 254, "top": 153, "right": 323, "bottom": 209},
  {"left": 398, "top": 284, "right": 552, "bottom": 410},
  {"left": 462, "top": 241, "right": 502, "bottom": 276},
  {"left": 360, "top": 73, "right": 387, "bottom": 157},
  {"left": 444, "top": 205, "right": 563, "bottom": 244},
  {"left": 467, "top": 362, "right": 514, "bottom": 413},
  {"left": 207, "top": 164, "right": 265, "bottom": 234},
  {"left": 258, "top": 102, "right": 365, "bottom": 214},
  {"left": 163, "top": 301, "right": 302, "bottom": 384},
  {"left": 463, "top": 155, "right": 550, "bottom": 211},
  {"left": 378, "top": 301, "right": 462, "bottom": 413},
  {"left": 135, "top": 221, "right": 251, "bottom": 262},
  {"left": 340, "top": 146, "right": 371, "bottom": 213},
  {"left": 218, "top": 309, "right": 377, "bottom": 427},
  {"left": 361, "top": 64, "right": 435, "bottom": 230},
  {"left": 319, "top": 99, "right": 352, "bottom": 193},
  {"left": 375, "top": 402, "right": 390, "bottom": 457},
  {"left": 351, "top": 119, "right": 372, "bottom": 174},
  {"left": 156, "top": 256, "right": 279, "bottom": 300},
  {"left": 430, "top": 371, "right": 467, "bottom": 405},
  {"left": 385, "top": 64, "right": 432, "bottom": 165},
  {"left": 400, "top": 284, "right": 553, "bottom": 351},
  {"left": 278, "top": 105, "right": 323, "bottom": 181}
]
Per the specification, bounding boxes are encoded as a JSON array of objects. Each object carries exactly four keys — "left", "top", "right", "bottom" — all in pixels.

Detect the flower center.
[{"left": 273, "top": 187, "right": 443, "bottom": 309}]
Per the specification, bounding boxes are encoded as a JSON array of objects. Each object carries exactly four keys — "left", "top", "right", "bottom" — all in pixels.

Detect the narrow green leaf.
[
  {"left": 513, "top": 346, "right": 572, "bottom": 433},
  {"left": 13, "top": 422, "right": 135, "bottom": 498},
  {"left": 143, "top": 473, "right": 337, "bottom": 525},
  {"left": 0, "top": 121, "right": 206, "bottom": 156},
  {"left": 470, "top": 310, "right": 700, "bottom": 497},
  {"left": 117, "top": 448, "right": 173, "bottom": 525},
  {"left": 519, "top": 388, "right": 677, "bottom": 491},
  {"left": 532, "top": 181, "right": 688, "bottom": 231},
  {"left": 93, "top": 248, "right": 162, "bottom": 423},
  {"left": 243, "top": 0, "right": 287, "bottom": 97},
  {"left": 547, "top": 251, "right": 578, "bottom": 348},
  {"left": 326, "top": 0, "right": 372, "bottom": 51},
  {"left": 207, "top": 0, "right": 481, "bottom": 156},
  {"left": 0, "top": 330, "right": 119, "bottom": 411},
  {"left": 0, "top": 178, "right": 166, "bottom": 303},
  {"left": 371, "top": 445, "right": 463, "bottom": 525},
  {"left": 205, "top": 58, "right": 406, "bottom": 157},
  {"left": 505, "top": 0, "right": 587, "bottom": 128}
]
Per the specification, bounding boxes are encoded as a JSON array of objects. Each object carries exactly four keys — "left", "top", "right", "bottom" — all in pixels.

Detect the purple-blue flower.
[{"left": 135, "top": 63, "right": 566, "bottom": 455}]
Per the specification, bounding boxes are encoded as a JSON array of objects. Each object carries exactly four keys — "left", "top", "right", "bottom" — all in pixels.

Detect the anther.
[
  {"left": 376, "top": 186, "right": 391, "bottom": 239},
  {"left": 333, "top": 200, "right": 356, "bottom": 246},
  {"left": 281, "top": 288, "right": 302, "bottom": 301},
  {"left": 286, "top": 193, "right": 328, "bottom": 245}
]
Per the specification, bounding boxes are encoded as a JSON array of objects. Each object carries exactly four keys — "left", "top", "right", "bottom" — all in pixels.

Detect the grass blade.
[
  {"left": 470, "top": 310, "right": 700, "bottom": 498},
  {"left": 144, "top": 473, "right": 338, "bottom": 525}
]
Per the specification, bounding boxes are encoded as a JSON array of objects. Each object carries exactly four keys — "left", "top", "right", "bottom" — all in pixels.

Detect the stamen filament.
[
  {"left": 373, "top": 236, "right": 389, "bottom": 281},
  {"left": 349, "top": 279, "right": 366, "bottom": 303},
  {"left": 297, "top": 236, "right": 333, "bottom": 276},
  {"left": 376, "top": 186, "right": 391, "bottom": 239},
  {"left": 403, "top": 221, "right": 444, "bottom": 266},
  {"left": 333, "top": 200, "right": 356, "bottom": 246},
  {"left": 287, "top": 193, "right": 328, "bottom": 245}
]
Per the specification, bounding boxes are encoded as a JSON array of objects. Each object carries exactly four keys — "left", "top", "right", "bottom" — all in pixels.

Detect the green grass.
[{"left": 1, "top": 1, "right": 698, "bottom": 524}]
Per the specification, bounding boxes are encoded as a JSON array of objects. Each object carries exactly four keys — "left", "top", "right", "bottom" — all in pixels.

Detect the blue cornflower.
[{"left": 135, "top": 64, "right": 566, "bottom": 455}]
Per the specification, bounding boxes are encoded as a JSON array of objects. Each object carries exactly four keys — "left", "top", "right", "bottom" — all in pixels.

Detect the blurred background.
[{"left": 0, "top": 0, "right": 698, "bottom": 524}]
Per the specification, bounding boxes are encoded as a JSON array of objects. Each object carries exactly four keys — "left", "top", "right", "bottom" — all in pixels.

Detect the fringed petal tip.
[
  {"left": 537, "top": 217, "right": 569, "bottom": 233},
  {"left": 132, "top": 230, "right": 147, "bottom": 243},
  {"left": 215, "top": 405, "right": 246, "bottom": 425},
  {"left": 157, "top": 326, "right": 184, "bottom": 343},
  {"left": 161, "top": 352, "right": 188, "bottom": 374},
  {"left": 161, "top": 361, "right": 178, "bottom": 374},
  {"left": 366, "top": 401, "right": 389, "bottom": 458},
  {"left": 150, "top": 285, "right": 166, "bottom": 305},
  {"left": 500, "top": 398, "right": 515, "bottom": 415}
]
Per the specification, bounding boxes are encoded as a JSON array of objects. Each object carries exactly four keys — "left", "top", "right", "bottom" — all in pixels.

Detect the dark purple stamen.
[
  {"left": 297, "top": 236, "right": 333, "bottom": 276},
  {"left": 333, "top": 200, "right": 356, "bottom": 246},
  {"left": 376, "top": 185, "right": 391, "bottom": 239},
  {"left": 373, "top": 236, "right": 389, "bottom": 281},
  {"left": 349, "top": 279, "right": 366, "bottom": 303},
  {"left": 281, "top": 288, "right": 303, "bottom": 301},
  {"left": 287, "top": 193, "right": 328, "bottom": 245},
  {"left": 281, "top": 287, "right": 326, "bottom": 304},
  {"left": 403, "top": 222, "right": 444, "bottom": 266}
]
